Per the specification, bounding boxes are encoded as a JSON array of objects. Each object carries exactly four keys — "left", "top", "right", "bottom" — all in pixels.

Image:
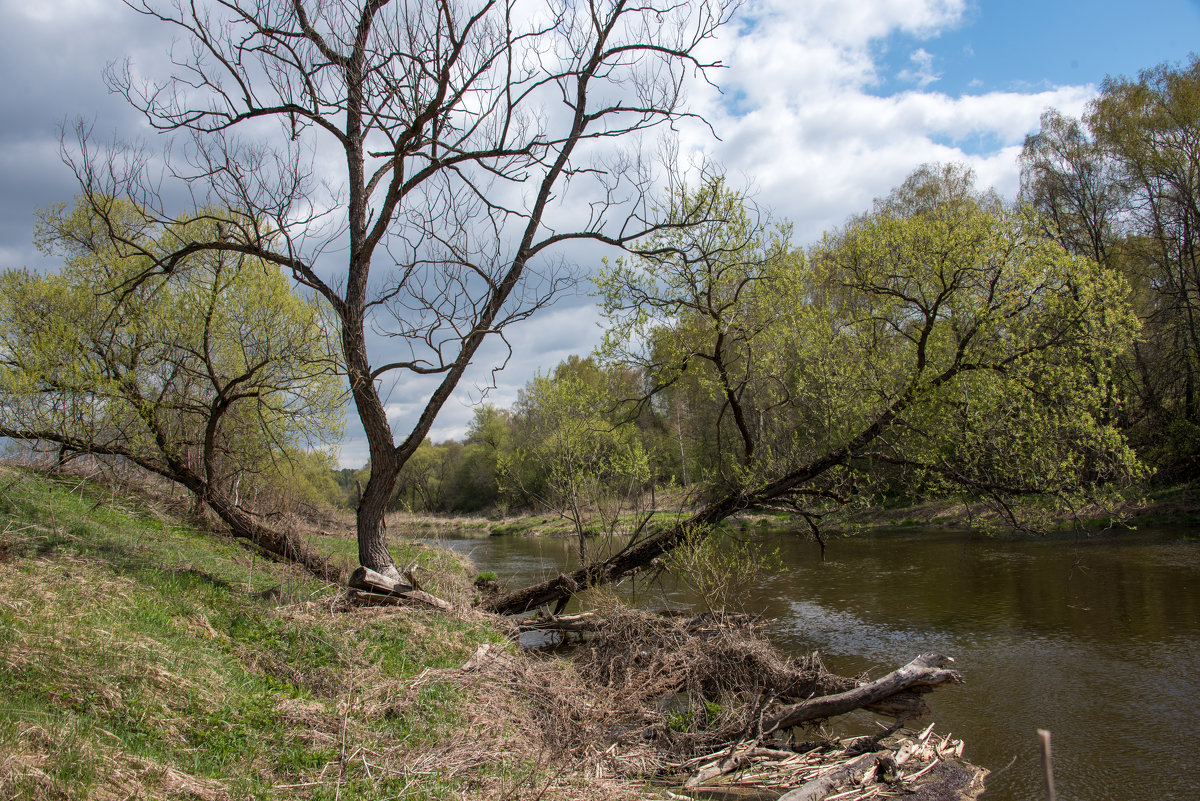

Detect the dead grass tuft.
[{"left": 1, "top": 722, "right": 230, "bottom": 801}]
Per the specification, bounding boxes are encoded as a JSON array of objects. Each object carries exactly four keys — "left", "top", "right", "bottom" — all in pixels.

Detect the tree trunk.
[
  {"left": 356, "top": 470, "right": 401, "bottom": 580},
  {"left": 202, "top": 488, "right": 346, "bottom": 584}
]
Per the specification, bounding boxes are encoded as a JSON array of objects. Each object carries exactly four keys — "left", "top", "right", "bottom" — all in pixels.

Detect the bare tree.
[{"left": 67, "top": 0, "right": 733, "bottom": 579}]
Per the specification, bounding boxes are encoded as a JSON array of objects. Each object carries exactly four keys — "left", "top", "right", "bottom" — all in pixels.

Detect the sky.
[{"left": 2, "top": 0, "right": 1199, "bottom": 468}]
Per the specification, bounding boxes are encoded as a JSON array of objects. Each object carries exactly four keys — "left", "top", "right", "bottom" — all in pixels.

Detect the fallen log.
[
  {"left": 764, "top": 653, "right": 961, "bottom": 732},
  {"left": 515, "top": 610, "right": 759, "bottom": 636},
  {"left": 348, "top": 566, "right": 453, "bottom": 611}
]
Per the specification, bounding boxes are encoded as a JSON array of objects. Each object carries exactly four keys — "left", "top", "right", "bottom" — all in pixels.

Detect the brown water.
[{"left": 432, "top": 526, "right": 1200, "bottom": 801}]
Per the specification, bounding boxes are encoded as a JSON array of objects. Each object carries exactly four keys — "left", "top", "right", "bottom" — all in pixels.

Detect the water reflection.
[{"left": 430, "top": 527, "right": 1200, "bottom": 801}]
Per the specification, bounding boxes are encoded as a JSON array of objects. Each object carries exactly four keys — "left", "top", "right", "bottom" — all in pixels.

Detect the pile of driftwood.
[
  {"left": 345, "top": 570, "right": 984, "bottom": 800},
  {"left": 466, "top": 608, "right": 982, "bottom": 800},
  {"left": 666, "top": 722, "right": 983, "bottom": 800}
]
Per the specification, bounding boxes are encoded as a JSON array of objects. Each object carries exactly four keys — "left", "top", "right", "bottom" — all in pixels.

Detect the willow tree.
[
  {"left": 0, "top": 200, "right": 345, "bottom": 578},
  {"left": 66, "top": 0, "right": 733, "bottom": 581},
  {"left": 489, "top": 165, "right": 1142, "bottom": 613}
]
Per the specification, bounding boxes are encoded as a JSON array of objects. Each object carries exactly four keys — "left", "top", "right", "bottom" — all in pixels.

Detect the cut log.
[
  {"left": 348, "top": 566, "right": 452, "bottom": 611},
  {"left": 763, "top": 654, "right": 962, "bottom": 732}
]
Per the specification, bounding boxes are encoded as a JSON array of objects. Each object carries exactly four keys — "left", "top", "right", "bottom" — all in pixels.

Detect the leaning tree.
[
  {"left": 0, "top": 200, "right": 346, "bottom": 579},
  {"left": 68, "top": 0, "right": 734, "bottom": 580},
  {"left": 489, "top": 165, "right": 1142, "bottom": 614}
]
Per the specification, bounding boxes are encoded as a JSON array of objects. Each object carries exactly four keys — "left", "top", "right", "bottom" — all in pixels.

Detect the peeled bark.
[{"left": 777, "top": 751, "right": 884, "bottom": 801}]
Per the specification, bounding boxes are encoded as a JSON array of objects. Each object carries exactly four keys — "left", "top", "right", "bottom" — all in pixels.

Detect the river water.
[{"left": 431, "top": 526, "right": 1200, "bottom": 801}]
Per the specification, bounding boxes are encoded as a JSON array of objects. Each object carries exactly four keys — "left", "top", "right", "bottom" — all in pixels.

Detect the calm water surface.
[{"left": 432, "top": 527, "right": 1200, "bottom": 801}]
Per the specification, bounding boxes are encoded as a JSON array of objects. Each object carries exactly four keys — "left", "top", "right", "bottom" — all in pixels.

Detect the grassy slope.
[{"left": 0, "top": 466, "right": 524, "bottom": 801}]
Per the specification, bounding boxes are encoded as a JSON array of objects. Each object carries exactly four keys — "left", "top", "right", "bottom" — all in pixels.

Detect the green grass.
[{"left": 0, "top": 466, "right": 517, "bottom": 800}]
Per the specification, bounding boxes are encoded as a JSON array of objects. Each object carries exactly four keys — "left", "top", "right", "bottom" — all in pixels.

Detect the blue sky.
[
  {"left": 884, "top": 0, "right": 1200, "bottom": 97},
  {"left": 1, "top": 0, "right": 1198, "bottom": 466}
]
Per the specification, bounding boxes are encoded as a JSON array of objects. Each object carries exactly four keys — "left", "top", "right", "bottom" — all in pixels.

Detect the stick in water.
[{"left": 1037, "top": 728, "right": 1057, "bottom": 801}]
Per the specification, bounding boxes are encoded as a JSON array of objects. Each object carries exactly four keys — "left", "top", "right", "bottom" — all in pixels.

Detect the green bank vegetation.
[
  {"left": 0, "top": 466, "right": 494, "bottom": 799},
  {"left": 0, "top": 465, "right": 706, "bottom": 800}
]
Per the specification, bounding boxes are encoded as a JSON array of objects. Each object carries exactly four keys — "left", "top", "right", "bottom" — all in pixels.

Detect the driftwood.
[
  {"left": 684, "top": 746, "right": 799, "bottom": 788},
  {"left": 764, "top": 653, "right": 962, "bottom": 732},
  {"left": 676, "top": 725, "right": 984, "bottom": 801},
  {"left": 518, "top": 609, "right": 939, "bottom": 724},
  {"left": 348, "top": 566, "right": 452, "bottom": 611},
  {"left": 516, "top": 612, "right": 605, "bottom": 633},
  {"left": 777, "top": 750, "right": 884, "bottom": 801}
]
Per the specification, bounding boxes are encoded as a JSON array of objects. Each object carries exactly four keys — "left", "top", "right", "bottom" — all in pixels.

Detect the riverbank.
[
  {"left": 0, "top": 466, "right": 651, "bottom": 800},
  {"left": 385, "top": 480, "right": 1200, "bottom": 542},
  {"left": 0, "top": 466, "right": 987, "bottom": 800}
]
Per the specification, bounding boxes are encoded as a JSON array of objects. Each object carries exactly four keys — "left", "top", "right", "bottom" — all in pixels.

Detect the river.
[{"left": 430, "top": 526, "right": 1200, "bottom": 801}]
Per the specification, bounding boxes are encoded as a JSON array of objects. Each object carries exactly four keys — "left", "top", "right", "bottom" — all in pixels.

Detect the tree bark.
[{"left": 201, "top": 485, "right": 347, "bottom": 584}]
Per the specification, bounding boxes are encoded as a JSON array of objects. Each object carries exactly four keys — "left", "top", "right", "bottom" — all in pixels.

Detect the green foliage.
[
  {"left": 0, "top": 199, "right": 344, "bottom": 509},
  {"left": 501, "top": 358, "right": 652, "bottom": 562},
  {"left": 597, "top": 166, "right": 1142, "bottom": 525},
  {"left": 807, "top": 165, "right": 1142, "bottom": 504},
  {"left": 663, "top": 526, "right": 783, "bottom": 614},
  {"left": 596, "top": 177, "right": 803, "bottom": 488},
  {"left": 1022, "top": 56, "right": 1200, "bottom": 478}
]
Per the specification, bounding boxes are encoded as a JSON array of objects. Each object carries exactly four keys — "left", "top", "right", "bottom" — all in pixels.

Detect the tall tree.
[
  {"left": 595, "top": 177, "right": 799, "bottom": 490},
  {"left": 0, "top": 200, "right": 345, "bottom": 578},
  {"left": 69, "top": 0, "right": 733, "bottom": 580},
  {"left": 489, "top": 166, "right": 1141, "bottom": 613},
  {"left": 1019, "top": 109, "right": 1125, "bottom": 266},
  {"left": 1023, "top": 57, "right": 1200, "bottom": 475}
]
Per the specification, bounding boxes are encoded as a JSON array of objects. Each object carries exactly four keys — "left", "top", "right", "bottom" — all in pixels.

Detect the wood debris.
[{"left": 666, "top": 724, "right": 986, "bottom": 801}]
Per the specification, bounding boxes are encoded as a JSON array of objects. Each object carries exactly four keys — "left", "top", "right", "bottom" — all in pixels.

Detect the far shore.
[{"left": 382, "top": 481, "right": 1200, "bottom": 541}]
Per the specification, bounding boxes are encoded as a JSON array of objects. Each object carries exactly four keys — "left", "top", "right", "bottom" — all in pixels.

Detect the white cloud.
[
  {"left": 675, "top": 0, "right": 1096, "bottom": 242},
  {"left": 4, "top": 0, "right": 117, "bottom": 24},
  {"left": 900, "top": 49, "right": 941, "bottom": 88}
]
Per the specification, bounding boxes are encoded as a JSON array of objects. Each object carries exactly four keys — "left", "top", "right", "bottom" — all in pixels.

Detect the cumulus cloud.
[{"left": 676, "top": 0, "right": 1094, "bottom": 241}]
